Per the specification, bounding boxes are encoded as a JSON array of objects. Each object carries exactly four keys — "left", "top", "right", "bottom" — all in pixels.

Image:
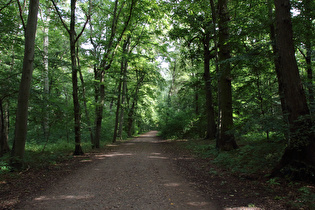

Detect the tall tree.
[
  {"left": 10, "top": 0, "right": 40, "bottom": 169},
  {"left": 271, "top": 0, "right": 315, "bottom": 179},
  {"left": 51, "top": 0, "right": 89, "bottom": 155},
  {"left": 91, "top": 0, "right": 135, "bottom": 148},
  {"left": 216, "top": 0, "right": 237, "bottom": 150}
]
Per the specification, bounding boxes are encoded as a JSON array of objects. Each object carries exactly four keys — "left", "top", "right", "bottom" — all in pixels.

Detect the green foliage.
[{"left": 186, "top": 135, "right": 286, "bottom": 175}]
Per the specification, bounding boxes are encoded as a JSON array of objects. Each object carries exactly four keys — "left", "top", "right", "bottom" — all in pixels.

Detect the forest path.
[{"left": 16, "top": 131, "right": 221, "bottom": 210}]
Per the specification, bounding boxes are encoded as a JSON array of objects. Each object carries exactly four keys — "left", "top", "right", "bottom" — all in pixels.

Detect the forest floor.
[{"left": 0, "top": 131, "right": 313, "bottom": 209}]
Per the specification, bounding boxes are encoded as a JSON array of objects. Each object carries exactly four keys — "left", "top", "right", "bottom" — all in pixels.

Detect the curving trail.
[{"left": 17, "top": 131, "right": 221, "bottom": 210}]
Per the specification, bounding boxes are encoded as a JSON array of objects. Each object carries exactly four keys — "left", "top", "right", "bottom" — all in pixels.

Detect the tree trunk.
[
  {"left": 113, "top": 77, "right": 122, "bottom": 143},
  {"left": 216, "top": 0, "right": 237, "bottom": 150},
  {"left": 0, "top": 100, "right": 10, "bottom": 157},
  {"left": 271, "top": 0, "right": 315, "bottom": 180},
  {"left": 203, "top": 34, "right": 216, "bottom": 140},
  {"left": 10, "top": 0, "right": 40, "bottom": 169},
  {"left": 70, "top": 0, "right": 83, "bottom": 155},
  {"left": 118, "top": 38, "right": 130, "bottom": 139},
  {"left": 94, "top": 69, "right": 105, "bottom": 148}
]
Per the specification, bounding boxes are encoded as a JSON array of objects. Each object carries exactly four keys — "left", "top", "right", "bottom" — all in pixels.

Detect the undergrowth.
[
  {"left": 0, "top": 139, "right": 111, "bottom": 174},
  {"left": 185, "top": 134, "right": 285, "bottom": 175},
  {"left": 183, "top": 134, "right": 315, "bottom": 209}
]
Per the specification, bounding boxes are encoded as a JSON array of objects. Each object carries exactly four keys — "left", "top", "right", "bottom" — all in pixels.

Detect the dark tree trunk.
[
  {"left": 0, "top": 100, "right": 10, "bottom": 157},
  {"left": 267, "top": 0, "right": 289, "bottom": 135},
  {"left": 10, "top": 0, "right": 39, "bottom": 169},
  {"left": 216, "top": 0, "right": 237, "bottom": 150},
  {"left": 94, "top": 69, "right": 105, "bottom": 149},
  {"left": 271, "top": 0, "right": 315, "bottom": 180},
  {"left": 70, "top": 0, "right": 83, "bottom": 155},
  {"left": 113, "top": 77, "right": 122, "bottom": 143},
  {"left": 118, "top": 37, "right": 130, "bottom": 139}
]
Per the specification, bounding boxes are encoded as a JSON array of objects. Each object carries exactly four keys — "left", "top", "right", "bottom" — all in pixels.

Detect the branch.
[
  {"left": 0, "top": 0, "right": 13, "bottom": 13},
  {"left": 75, "top": 14, "right": 90, "bottom": 44},
  {"left": 50, "top": 0, "right": 70, "bottom": 34},
  {"left": 298, "top": 47, "right": 306, "bottom": 59},
  {"left": 16, "top": 0, "right": 26, "bottom": 31}
]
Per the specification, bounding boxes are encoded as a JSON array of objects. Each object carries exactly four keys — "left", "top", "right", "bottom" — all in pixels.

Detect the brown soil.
[{"left": 0, "top": 131, "right": 313, "bottom": 209}]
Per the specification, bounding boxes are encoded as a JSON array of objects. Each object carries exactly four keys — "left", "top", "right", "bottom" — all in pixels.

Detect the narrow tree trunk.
[
  {"left": 118, "top": 75, "right": 127, "bottom": 139},
  {"left": 70, "top": 0, "right": 83, "bottom": 155},
  {"left": 271, "top": 0, "right": 315, "bottom": 180},
  {"left": 113, "top": 78, "right": 122, "bottom": 143},
  {"left": 118, "top": 37, "right": 130, "bottom": 139},
  {"left": 10, "top": 0, "right": 40, "bottom": 169},
  {"left": 216, "top": 0, "right": 237, "bottom": 150}
]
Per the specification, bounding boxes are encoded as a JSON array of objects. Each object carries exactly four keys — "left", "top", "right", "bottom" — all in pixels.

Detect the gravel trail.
[{"left": 17, "top": 131, "right": 221, "bottom": 210}]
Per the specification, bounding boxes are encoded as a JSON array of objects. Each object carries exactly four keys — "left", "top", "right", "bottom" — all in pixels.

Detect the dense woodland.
[{"left": 0, "top": 0, "right": 314, "bottom": 185}]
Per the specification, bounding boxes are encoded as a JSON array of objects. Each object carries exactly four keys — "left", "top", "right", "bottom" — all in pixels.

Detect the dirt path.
[{"left": 16, "top": 131, "right": 221, "bottom": 210}]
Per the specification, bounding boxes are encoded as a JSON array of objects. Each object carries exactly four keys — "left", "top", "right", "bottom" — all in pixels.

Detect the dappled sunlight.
[
  {"left": 186, "top": 201, "right": 212, "bottom": 207},
  {"left": 224, "top": 207, "right": 263, "bottom": 210},
  {"left": 164, "top": 182, "right": 181, "bottom": 187},
  {"left": 106, "top": 144, "right": 119, "bottom": 147},
  {"left": 137, "top": 131, "right": 159, "bottom": 138},
  {"left": 148, "top": 155, "right": 169, "bottom": 159},
  {"left": 123, "top": 142, "right": 136, "bottom": 146},
  {"left": 148, "top": 152, "right": 169, "bottom": 160},
  {"left": 95, "top": 152, "right": 133, "bottom": 159},
  {"left": 80, "top": 159, "right": 92, "bottom": 163},
  {"left": 34, "top": 194, "right": 94, "bottom": 201}
]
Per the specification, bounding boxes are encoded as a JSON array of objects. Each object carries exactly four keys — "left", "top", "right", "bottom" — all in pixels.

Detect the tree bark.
[
  {"left": 267, "top": 0, "right": 289, "bottom": 136},
  {"left": 216, "top": 0, "right": 237, "bottom": 150},
  {"left": 70, "top": 0, "right": 83, "bottom": 155},
  {"left": 113, "top": 76, "right": 122, "bottom": 143},
  {"left": 0, "top": 100, "right": 10, "bottom": 157},
  {"left": 118, "top": 37, "right": 130, "bottom": 139},
  {"left": 10, "top": 0, "right": 40, "bottom": 169},
  {"left": 271, "top": 0, "right": 315, "bottom": 180},
  {"left": 94, "top": 69, "right": 105, "bottom": 148}
]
